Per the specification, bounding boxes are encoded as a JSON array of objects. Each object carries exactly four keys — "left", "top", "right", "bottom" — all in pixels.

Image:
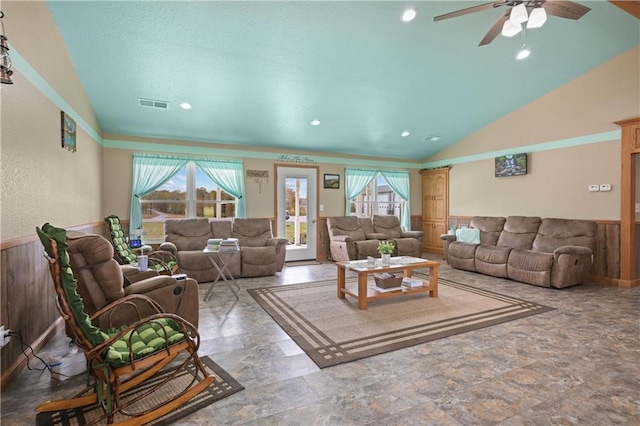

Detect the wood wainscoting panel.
[
  {"left": 317, "top": 217, "right": 329, "bottom": 261},
  {"left": 1, "top": 222, "right": 107, "bottom": 390}
]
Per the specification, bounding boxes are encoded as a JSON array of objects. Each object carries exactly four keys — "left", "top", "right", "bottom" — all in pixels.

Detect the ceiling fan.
[{"left": 433, "top": 1, "right": 591, "bottom": 46}]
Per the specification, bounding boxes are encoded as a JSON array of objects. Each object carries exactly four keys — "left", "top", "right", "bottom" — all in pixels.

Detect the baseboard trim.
[
  {"left": 1, "top": 317, "right": 64, "bottom": 392},
  {"left": 589, "top": 274, "right": 640, "bottom": 288}
]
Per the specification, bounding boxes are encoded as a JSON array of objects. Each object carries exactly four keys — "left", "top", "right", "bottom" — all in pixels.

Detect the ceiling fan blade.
[
  {"left": 542, "top": 0, "right": 591, "bottom": 20},
  {"left": 479, "top": 10, "right": 510, "bottom": 46},
  {"left": 434, "top": 1, "right": 506, "bottom": 22}
]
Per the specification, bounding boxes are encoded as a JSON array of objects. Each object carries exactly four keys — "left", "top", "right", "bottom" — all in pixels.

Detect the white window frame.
[{"left": 350, "top": 176, "right": 404, "bottom": 220}]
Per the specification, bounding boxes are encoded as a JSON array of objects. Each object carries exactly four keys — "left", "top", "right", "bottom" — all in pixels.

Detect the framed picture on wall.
[
  {"left": 61, "top": 111, "right": 77, "bottom": 153},
  {"left": 324, "top": 174, "right": 340, "bottom": 189},
  {"left": 495, "top": 153, "right": 527, "bottom": 177}
]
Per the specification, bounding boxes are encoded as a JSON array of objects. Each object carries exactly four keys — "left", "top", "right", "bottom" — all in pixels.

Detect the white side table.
[{"left": 202, "top": 248, "right": 240, "bottom": 301}]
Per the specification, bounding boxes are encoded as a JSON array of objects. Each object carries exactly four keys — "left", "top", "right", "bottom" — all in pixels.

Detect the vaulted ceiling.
[{"left": 47, "top": 1, "right": 639, "bottom": 160}]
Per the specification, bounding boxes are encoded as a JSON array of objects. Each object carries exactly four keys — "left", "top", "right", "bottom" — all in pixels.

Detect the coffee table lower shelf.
[{"left": 342, "top": 281, "right": 436, "bottom": 304}]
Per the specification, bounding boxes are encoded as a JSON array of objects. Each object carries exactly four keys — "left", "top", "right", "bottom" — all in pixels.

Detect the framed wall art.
[
  {"left": 324, "top": 174, "right": 340, "bottom": 189},
  {"left": 495, "top": 153, "right": 527, "bottom": 177},
  {"left": 61, "top": 111, "right": 77, "bottom": 153}
]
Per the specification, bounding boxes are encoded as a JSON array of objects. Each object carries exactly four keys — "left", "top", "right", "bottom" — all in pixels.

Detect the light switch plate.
[
  {"left": 588, "top": 185, "right": 600, "bottom": 192},
  {"left": 636, "top": 203, "right": 640, "bottom": 213},
  {"left": 599, "top": 184, "right": 611, "bottom": 192}
]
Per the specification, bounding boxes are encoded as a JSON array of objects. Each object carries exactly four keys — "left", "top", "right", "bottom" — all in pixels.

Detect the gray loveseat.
[
  {"left": 441, "top": 216, "right": 597, "bottom": 288},
  {"left": 160, "top": 218, "right": 287, "bottom": 283},
  {"left": 327, "top": 215, "right": 423, "bottom": 262}
]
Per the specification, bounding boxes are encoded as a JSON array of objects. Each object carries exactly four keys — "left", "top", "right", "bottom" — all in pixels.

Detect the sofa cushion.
[
  {"left": 327, "top": 217, "right": 366, "bottom": 241},
  {"left": 164, "top": 218, "right": 212, "bottom": 251},
  {"left": 372, "top": 215, "right": 402, "bottom": 238},
  {"left": 240, "top": 246, "right": 277, "bottom": 276},
  {"left": 497, "top": 216, "right": 541, "bottom": 249},
  {"left": 507, "top": 249, "right": 553, "bottom": 287},
  {"left": 233, "top": 218, "right": 272, "bottom": 247},
  {"left": 532, "top": 218, "right": 597, "bottom": 253},
  {"left": 470, "top": 217, "right": 506, "bottom": 246},
  {"left": 475, "top": 245, "right": 511, "bottom": 278}
]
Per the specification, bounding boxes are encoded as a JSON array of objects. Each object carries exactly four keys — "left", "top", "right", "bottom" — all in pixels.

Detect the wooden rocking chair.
[
  {"left": 36, "top": 223, "right": 215, "bottom": 425},
  {"left": 104, "top": 215, "right": 179, "bottom": 275}
]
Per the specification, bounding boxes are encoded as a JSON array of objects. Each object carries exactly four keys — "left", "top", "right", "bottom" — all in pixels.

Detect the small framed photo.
[
  {"left": 61, "top": 111, "right": 77, "bottom": 153},
  {"left": 324, "top": 174, "right": 340, "bottom": 189}
]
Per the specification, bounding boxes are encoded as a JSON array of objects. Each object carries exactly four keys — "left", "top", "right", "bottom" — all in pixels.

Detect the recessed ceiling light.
[
  {"left": 180, "top": 102, "right": 192, "bottom": 110},
  {"left": 516, "top": 45, "right": 531, "bottom": 60},
  {"left": 310, "top": 119, "right": 321, "bottom": 126},
  {"left": 401, "top": 8, "right": 417, "bottom": 23},
  {"left": 401, "top": 131, "right": 410, "bottom": 137}
]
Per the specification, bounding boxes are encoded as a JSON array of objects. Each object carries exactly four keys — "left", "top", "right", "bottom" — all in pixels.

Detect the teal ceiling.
[{"left": 47, "top": 1, "right": 639, "bottom": 160}]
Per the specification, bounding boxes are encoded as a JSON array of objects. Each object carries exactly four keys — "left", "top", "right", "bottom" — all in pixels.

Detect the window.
[
  {"left": 349, "top": 175, "right": 403, "bottom": 220},
  {"left": 140, "top": 162, "right": 236, "bottom": 240}
]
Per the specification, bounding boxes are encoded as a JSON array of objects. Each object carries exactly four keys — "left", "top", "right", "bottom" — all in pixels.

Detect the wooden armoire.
[{"left": 420, "top": 168, "right": 450, "bottom": 254}]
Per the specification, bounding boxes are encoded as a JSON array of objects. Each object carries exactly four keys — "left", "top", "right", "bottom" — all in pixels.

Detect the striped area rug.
[{"left": 248, "top": 276, "right": 554, "bottom": 368}]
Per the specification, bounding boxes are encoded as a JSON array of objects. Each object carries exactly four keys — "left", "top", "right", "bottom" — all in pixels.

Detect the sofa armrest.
[
  {"left": 121, "top": 265, "right": 159, "bottom": 284},
  {"left": 440, "top": 234, "right": 457, "bottom": 243},
  {"left": 159, "top": 241, "right": 178, "bottom": 255},
  {"left": 267, "top": 237, "right": 289, "bottom": 247},
  {"left": 365, "top": 233, "right": 388, "bottom": 240},
  {"left": 124, "top": 275, "right": 181, "bottom": 295},
  {"left": 400, "top": 231, "right": 424, "bottom": 239},
  {"left": 553, "top": 245, "right": 593, "bottom": 261},
  {"left": 331, "top": 235, "right": 354, "bottom": 243}
]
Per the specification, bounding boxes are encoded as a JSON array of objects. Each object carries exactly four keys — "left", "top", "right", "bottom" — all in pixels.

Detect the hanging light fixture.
[
  {"left": 502, "top": 19, "right": 522, "bottom": 37},
  {"left": 527, "top": 7, "right": 547, "bottom": 29},
  {"left": 0, "top": 12, "right": 13, "bottom": 85},
  {"left": 509, "top": 4, "right": 529, "bottom": 25}
]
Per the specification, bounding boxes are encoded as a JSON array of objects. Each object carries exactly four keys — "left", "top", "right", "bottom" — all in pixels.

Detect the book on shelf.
[{"left": 402, "top": 277, "right": 423, "bottom": 288}]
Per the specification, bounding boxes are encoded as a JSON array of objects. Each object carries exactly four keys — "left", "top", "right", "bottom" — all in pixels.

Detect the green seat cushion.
[{"left": 104, "top": 318, "right": 185, "bottom": 366}]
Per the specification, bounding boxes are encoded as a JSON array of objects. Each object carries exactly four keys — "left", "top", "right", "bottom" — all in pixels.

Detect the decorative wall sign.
[
  {"left": 246, "top": 169, "right": 269, "bottom": 193},
  {"left": 61, "top": 111, "right": 77, "bottom": 153},
  {"left": 277, "top": 154, "right": 317, "bottom": 164},
  {"left": 324, "top": 174, "right": 340, "bottom": 189}
]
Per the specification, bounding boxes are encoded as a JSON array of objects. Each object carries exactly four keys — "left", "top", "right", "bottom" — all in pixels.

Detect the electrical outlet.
[
  {"left": 0, "top": 326, "right": 9, "bottom": 348},
  {"left": 599, "top": 184, "right": 612, "bottom": 192},
  {"left": 588, "top": 185, "right": 600, "bottom": 192}
]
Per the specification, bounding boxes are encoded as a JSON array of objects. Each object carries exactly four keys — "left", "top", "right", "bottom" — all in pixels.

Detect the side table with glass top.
[{"left": 202, "top": 247, "right": 241, "bottom": 301}]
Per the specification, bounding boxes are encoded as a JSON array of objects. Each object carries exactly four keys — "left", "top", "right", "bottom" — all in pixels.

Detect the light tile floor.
[{"left": 2, "top": 256, "right": 639, "bottom": 425}]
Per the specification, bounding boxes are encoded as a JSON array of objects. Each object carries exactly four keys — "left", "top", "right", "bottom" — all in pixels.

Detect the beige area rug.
[
  {"left": 35, "top": 356, "right": 243, "bottom": 426},
  {"left": 248, "top": 277, "right": 554, "bottom": 368}
]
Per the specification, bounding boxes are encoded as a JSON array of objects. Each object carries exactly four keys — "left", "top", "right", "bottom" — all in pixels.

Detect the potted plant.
[{"left": 377, "top": 240, "right": 395, "bottom": 264}]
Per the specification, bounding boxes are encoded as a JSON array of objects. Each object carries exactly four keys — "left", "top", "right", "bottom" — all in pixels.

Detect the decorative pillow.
[{"left": 456, "top": 228, "right": 480, "bottom": 244}]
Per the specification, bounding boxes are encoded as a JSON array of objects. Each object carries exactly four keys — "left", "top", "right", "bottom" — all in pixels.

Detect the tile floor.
[{"left": 2, "top": 256, "right": 639, "bottom": 425}]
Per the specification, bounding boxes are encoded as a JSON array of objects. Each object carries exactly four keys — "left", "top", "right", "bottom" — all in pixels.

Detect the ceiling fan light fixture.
[
  {"left": 401, "top": 8, "right": 417, "bottom": 23},
  {"left": 516, "top": 44, "right": 531, "bottom": 60},
  {"left": 527, "top": 7, "right": 547, "bottom": 29},
  {"left": 501, "top": 19, "right": 522, "bottom": 37},
  {"left": 509, "top": 3, "right": 528, "bottom": 25}
]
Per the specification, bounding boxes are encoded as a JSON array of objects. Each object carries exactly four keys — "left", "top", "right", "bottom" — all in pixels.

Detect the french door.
[{"left": 276, "top": 166, "right": 318, "bottom": 261}]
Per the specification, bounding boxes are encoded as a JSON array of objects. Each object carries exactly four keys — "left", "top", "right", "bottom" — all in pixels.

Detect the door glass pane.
[{"left": 286, "top": 177, "right": 307, "bottom": 246}]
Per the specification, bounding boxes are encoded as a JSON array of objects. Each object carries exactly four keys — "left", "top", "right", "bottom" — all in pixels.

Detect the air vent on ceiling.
[
  {"left": 423, "top": 135, "right": 442, "bottom": 142},
  {"left": 138, "top": 98, "right": 169, "bottom": 109}
]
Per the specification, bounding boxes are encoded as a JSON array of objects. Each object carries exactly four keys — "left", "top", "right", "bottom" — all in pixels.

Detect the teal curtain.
[
  {"left": 130, "top": 154, "right": 189, "bottom": 235},
  {"left": 194, "top": 159, "right": 247, "bottom": 218},
  {"left": 380, "top": 170, "right": 411, "bottom": 231},
  {"left": 344, "top": 168, "right": 378, "bottom": 215}
]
